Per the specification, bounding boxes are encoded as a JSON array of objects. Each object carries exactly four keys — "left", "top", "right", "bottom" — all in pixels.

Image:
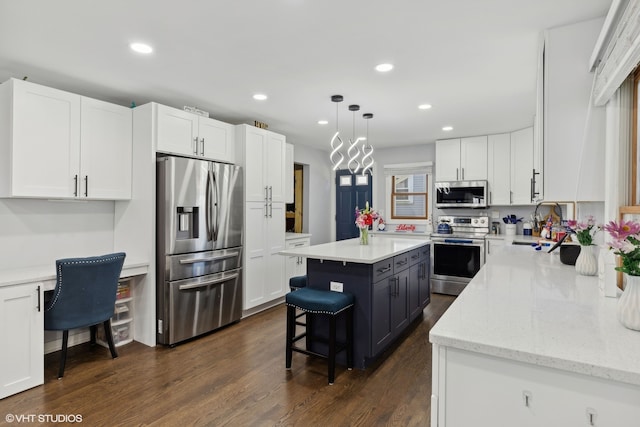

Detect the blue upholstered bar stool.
[
  {"left": 285, "top": 287, "right": 354, "bottom": 384},
  {"left": 289, "top": 275, "right": 307, "bottom": 291}
]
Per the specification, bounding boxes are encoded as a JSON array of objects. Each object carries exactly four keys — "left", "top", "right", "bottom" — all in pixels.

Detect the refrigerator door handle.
[
  {"left": 178, "top": 272, "right": 239, "bottom": 290},
  {"left": 178, "top": 252, "right": 240, "bottom": 264},
  {"left": 212, "top": 170, "right": 219, "bottom": 242},
  {"left": 205, "top": 169, "right": 213, "bottom": 241}
]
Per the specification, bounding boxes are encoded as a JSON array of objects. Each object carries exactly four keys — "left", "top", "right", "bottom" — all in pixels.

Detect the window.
[
  {"left": 391, "top": 174, "right": 428, "bottom": 219},
  {"left": 384, "top": 162, "right": 433, "bottom": 222}
]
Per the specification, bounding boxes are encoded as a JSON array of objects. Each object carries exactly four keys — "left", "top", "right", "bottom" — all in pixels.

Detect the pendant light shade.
[{"left": 328, "top": 95, "right": 374, "bottom": 174}]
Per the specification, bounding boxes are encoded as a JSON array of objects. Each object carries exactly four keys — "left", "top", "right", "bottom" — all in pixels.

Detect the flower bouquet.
[
  {"left": 355, "top": 202, "right": 378, "bottom": 245},
  {"left": 566, "top": 216, "right": 601, "bottom": 246},
  {"left": 604, "top": 219, "right": 640, "bottom": 330},
  {"left": 566, "top": 216, "right": 601, "bottom": 276},
  {"left": 604, "top": 219, "right": 640, "bottom": 276}
]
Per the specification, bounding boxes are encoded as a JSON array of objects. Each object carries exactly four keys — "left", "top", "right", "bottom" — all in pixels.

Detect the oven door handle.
[{"left": 443, "top": 239, "right": 475, "bottom": 244}]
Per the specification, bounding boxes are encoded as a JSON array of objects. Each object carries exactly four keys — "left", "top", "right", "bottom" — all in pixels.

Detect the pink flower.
[{"left": 604, "top": 220, "right": 640, "bottom": 241}]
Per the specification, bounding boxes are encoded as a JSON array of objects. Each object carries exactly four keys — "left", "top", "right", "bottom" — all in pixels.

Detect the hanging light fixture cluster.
[{"left": 329, "top": 95, "right": 374, "bottom": 175}]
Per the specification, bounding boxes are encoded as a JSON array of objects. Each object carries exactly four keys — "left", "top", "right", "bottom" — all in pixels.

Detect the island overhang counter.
[{"left": 279, "top": 237, "right": 431, "bottom": 369}]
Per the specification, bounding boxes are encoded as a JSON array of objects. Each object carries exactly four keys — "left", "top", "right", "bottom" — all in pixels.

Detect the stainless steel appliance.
[
  {"left": 435, "top": 180, "right": 488, "bottom": 208},
  {"left": 156, "top": 155, "right": 243, "bottom": 345},
  {"left": 431, "top": 215, "right": 488, "bottom": 295}
]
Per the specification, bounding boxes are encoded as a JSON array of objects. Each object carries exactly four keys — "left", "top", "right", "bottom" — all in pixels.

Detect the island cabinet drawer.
[
  {"left": 393, "top": 253, "right": 410, "bottom": 272},
  {"left": 372, "top": 259, "right": 393, "bottom": 282},
  {"left": 408, "top": 249, "right": 422, "bottom": 266}
]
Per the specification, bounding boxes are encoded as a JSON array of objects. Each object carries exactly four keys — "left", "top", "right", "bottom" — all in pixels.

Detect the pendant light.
[
  {"left": 329, "top": 95, "right": 345, "bottom": 171},
  {"left": 361, "top": 113, "right": 374, "bottom": 175},
  {"left": 347, "top": 104, "right": 362, "bottom": 174}
]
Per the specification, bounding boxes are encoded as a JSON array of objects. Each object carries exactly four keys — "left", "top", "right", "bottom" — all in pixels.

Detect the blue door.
[{"left": 335, "top": 170, "right": 372, "bottom": 241}]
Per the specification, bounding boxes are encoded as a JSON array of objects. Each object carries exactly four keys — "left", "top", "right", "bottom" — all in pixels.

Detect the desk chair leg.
[
  {"left": 286, "top": 306, "right": 295, "bottom": 369},
  {"left": 328, "top": 315, "right": 336, "bottom": 385},
  {"left": 58, "top": 330, "right": 69, "bottom": 379},
  {"left": 103, "top": 319, "right": 118, "bottom": 359}
]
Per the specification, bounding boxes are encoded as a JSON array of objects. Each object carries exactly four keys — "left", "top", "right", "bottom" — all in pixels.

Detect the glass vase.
[
  {"left": 575, "top": 244, "right": 597, "bottom": 276},
  {"left": 618, "top": 274, "right": 640, "bottom": 331},
  {"left": 360, "top": 228, "right": 369, "bottom": 245}
]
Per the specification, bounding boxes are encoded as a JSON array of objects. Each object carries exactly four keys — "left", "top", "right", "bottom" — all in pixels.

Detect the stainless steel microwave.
[{"left": 435, "top": 180, "right": 488, "bottom": 209}]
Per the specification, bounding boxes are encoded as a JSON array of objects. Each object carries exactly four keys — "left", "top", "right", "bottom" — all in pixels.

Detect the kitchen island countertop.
[
  {"left": 279, "top": 237, "right": 430, "bottom": 264},
  {"left": 430, "top": 245, "right": 640, "bottom": 386}
]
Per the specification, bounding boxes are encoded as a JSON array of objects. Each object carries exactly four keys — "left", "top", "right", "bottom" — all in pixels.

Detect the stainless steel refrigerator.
[{"left": 156, "top": 155, "right": 243, "bottom": 345}]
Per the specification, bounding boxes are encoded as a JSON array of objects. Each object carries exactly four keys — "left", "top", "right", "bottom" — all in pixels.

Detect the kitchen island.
[
  {"left": 429, "top": 245, "right": 640, "bottom": 426},
  {"left": 280, "top": 237, "right": 430, "bottom": 369}
]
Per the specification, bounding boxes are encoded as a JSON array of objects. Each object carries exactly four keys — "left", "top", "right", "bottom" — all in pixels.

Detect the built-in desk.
[
  {"left": 280, "top": 237, "right": 430, "bottom": 369},
  {"left": 0, "top": 261, "right": 149, "bottom": 399}
]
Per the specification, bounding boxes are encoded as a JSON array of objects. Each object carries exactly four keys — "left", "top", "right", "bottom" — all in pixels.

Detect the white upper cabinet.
[
  {"left": 0, "top": 78, "right": 132, "bottom": 200},
  {"left": 155, "top": 104, "right": 235, "bottom": 164},
  {"left": 436, "top": 136, "right": 487, "bottom": 181},
  {"left": 543, "top": 19, "right": 605, "bottom": 202},
  {"left": 236, "top": 124, "right": 285, "bottom": 203},
  {"left": 487, "top": 133, "right": 511, "bottom": 205},
  {"left": 435, "top": 138, "right": 461, "bottom": 181},
  {"left": 510, "top": 127, "right": 535, "bottom": 205},
  {"left": 80, "top": 97, "right": 132, "bottom": 199},
  {"left": 487, "top": 127, "right": 536, "bottom": 206}
]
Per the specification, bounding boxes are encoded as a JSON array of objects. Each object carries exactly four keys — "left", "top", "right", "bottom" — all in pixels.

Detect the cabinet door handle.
[
  {"left": 489, "top": 191, "right": 492, "bottom": 205},
  {"left": 377, "top": 266, "right": 391, "bottom": 274},
  {"left": 265, "top": 186, "right": 269, "bottom": 201},
  {"left": 522, "top": 390, "right": 532, "bottom": 407},
  {"left": 411, "top": 254, "right": 420, "bottom": 260},
  {"left": 461, "top": 167, "right": 464, "bottom": 180},
  {"left": 37, "top": 285, "right": 41, "bottom": 312},
  {"left": 456, "top": 168, "right": 459, "bottom": 180},
  {"left": 84, "top": 175, "right": 88, "bottom": 197},
  {"left": 73, "top": 174, "right": 78, "bottom": 197},
  {"left": 193, "top": 137, "right": 198, "bottom": 155},
  {"left": 264, "top": 202, "right": 268, "bottom": 218},
  {"left": 200, "top": 137, "right": 205, "bottom": 156},
  {"left": 396, "top": 259, "right": 408, "bottom": 267},
  {"left": 269, "top": 186, "right": 273, "bottom": 201}
]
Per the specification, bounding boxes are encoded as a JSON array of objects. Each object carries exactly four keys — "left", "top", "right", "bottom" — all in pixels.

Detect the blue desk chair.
[{"left": 45, "top": 252, "right": 126, "bottom": 378}]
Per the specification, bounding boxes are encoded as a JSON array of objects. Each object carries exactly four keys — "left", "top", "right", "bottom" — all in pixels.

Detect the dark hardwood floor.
[{"left": 0, "top": 293, "right": 455, "bottom": 426}]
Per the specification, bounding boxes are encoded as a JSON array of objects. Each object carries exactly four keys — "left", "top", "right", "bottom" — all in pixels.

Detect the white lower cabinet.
[
  {"left": 485, "top": 237, "right": 505, "bottom": 259},
  {"left": 244, "top": 201, "right": 286, "bottom": 310},
  {"left": 285, "top": 236, "right": 310, "bottom": 282},
  {"left": 0, "top": 283, "right": 43, "bottom": 399},
  {"left": 433, "top": 346, "right": 640, "bottom": 427}
]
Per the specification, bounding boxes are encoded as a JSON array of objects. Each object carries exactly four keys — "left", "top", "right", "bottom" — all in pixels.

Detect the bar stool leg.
[
  {"left": 328, "top": 314, "right": 336, "bottom": 385},
  {"left": 286, "top": 305, "right": 295, "bottom": 369},
  {"left": 346, "top": 307, "right": 354, "bottom": 370}
]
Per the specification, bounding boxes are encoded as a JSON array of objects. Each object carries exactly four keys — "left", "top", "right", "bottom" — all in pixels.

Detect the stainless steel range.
[{"left": 430, "top": 215, "right": 489, "bottom": 296}]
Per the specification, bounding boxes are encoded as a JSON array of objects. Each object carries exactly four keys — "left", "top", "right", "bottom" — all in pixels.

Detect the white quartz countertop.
[
  {"left": 0, "top": 260, "right": 149, "bottom": 290},
  {"left": 429, "top": 245, "right": 640, "bottom": 386},
  {"left": 279, "top": 237, "right": 430, "bottom": 264}
]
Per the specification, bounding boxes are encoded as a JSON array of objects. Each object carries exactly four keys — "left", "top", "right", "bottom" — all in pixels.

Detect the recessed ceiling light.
[
  {"left": 375, "top": 63, "right": 394, "bottom": 72},
  {"left": 418, "top": 104, "right": 432, "bottom": 110},
  {"left": 253, "top": 93, "right": 268, "bottom": 101},
  {"left": 130, "top": 42, "right": 153, "bottom": 54},
  {"left": 318, "top": 120, "right": 329, "bottom": 125},
  {"left": 442, "top": 126, "right": 453, "bottom": 131}
]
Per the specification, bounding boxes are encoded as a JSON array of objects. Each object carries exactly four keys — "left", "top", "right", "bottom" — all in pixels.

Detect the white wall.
[
  {"left": 291, "top": 143, "right": 333, "bottom": 245},
  {"left": 0, "top": 199, "right": 116, "bottom": 269}
]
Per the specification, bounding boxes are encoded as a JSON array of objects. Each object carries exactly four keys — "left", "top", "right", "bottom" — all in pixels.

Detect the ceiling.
[{"left": 0, "top": 0, "right": 612, "bottom": 151}]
